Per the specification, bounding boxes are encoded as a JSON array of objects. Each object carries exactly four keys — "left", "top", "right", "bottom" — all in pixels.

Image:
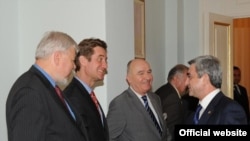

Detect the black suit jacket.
[
  {"left": 234, "top": 84, "right": 250, "bottom": 123},
  {"left": 155, "top": 83, "right": 185, "bottom": 141},
  {"left": 185, "top": 92, "right": 248, "bottom": 124},
  {"left": 63, "top": 77, "right": 109, "bottom": 141},
  {"left": 6, "top": 66, "right": 87, "bottom": 141}
]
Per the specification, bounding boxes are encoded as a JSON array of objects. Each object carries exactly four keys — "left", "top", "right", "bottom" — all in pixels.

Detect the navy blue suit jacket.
[{"left": 185, "top": 92, "right": 248, "bottom": 124}]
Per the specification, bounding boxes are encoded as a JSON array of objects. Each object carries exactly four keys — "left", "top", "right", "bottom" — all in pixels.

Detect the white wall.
[
  {"left": 148, "top": 0, "right": 202, "bottom": 91},
  {"left": 105, "top": 0, "right": 134, "bottom": 105},
  {"left": 0, "top": 1, "right": 19, "bottom": 140},
  {"left": 145, "top": 0, "right": 168, "bottom": 90}
]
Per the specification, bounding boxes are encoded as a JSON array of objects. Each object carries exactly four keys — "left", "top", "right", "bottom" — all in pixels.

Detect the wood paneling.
[
  {"left": 233, "top": 17, "right": 250, "bottom": 108},
  {"left": 134, "top": 0, "right": 145, "bottom": 59}
]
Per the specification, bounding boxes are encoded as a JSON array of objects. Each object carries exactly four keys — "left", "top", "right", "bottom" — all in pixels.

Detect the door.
[
  {"left": 233, "top": 17, "right": 250, "bottom": 108},
  {"left": 209, "top": 13, "right": 233, "bottom": 98}
]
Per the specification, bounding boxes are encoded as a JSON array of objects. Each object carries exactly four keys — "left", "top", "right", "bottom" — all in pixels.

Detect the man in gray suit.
[{"left": 107, "top": 59, "right": 171, "bottom": 141}]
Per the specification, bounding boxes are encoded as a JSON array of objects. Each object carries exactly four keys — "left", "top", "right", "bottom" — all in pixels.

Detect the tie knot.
[
  {"left": 55, "top": 85, "right": 61, "bottom": 91},
  {"left": 90, "top": 91, "right": 99, "bottom": 106},
  {"left": 54, "top": 85, "right": 68, "bottom": 109},
  {"left": 141, "top": 95, "right": 148, "bottom": 102},
  {"left": 90, "top": 91, "right": 95, "bottom": 96},
  {"left": 197, "top": 104, "right": 202, "bottom": 111},
  {"left": 196, "top": 104, "right": 202, "bottom": 112},
  {"left": 55, "top": 85, "right": 63, "bottom": 97}
]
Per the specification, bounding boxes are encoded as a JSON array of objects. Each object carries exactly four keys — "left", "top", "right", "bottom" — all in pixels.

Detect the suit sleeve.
[
  {"left": 107, "top": 99, "right": 126, "bottom": 141},
  {"left": 222, "top": 102, "right": 248, "bottom": 124},
  {"left": 7, "top": 88, "right": 46, "bottom": 141}
]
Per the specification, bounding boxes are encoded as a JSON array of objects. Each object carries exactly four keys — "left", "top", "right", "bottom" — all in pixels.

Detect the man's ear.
[
  {"left": 126, "top": 75, "right": 131, "bottom": 85},
  {"left": 202, "top": 73, "right": 210, "bottom": 83},
  {"left": 53, "top": 51, "right": 61, "bottom": 66},
  {"left": 79, "top": 55, "right": 88, "bottom": 66}
]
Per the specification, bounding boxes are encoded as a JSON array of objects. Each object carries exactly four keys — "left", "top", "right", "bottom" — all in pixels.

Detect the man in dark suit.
[
  {"left": 233, "top": 66, "right": 250, "bottom": 123},
  {"left": 63, "top": 38, "right": 109, "bottom": 141},
  {"left": 181, "top": 93, "right": 199, "bottom": 117},
  {"left": 107, "top": 59, "right": 171, "bottom": 141},
  {"left": 185, "top": 55, "right": 247, "bottom": 124},
  {"left": 155, "top": 64, "right": 190, "bottom": 141},
  {"left": 6, "top": 31, "right": 88, "bottom": 141}
]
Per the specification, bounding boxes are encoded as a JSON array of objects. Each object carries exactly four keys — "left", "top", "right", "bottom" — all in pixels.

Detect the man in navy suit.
[
  {"left": 233, "top": 66, "right": 250, "bottom": 124},
  {"left": 6, "top": 31, "right": 88, "bottom": 141},
  {"left": 185, "top": 55, "right": 247, "bottom": 124},
  {"left": 63, "top": 38, "right": 109, "bottom": 141}
]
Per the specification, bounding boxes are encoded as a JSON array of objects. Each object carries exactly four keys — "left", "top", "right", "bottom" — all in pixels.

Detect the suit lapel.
[
  {"left": 127, "top": 88, "right": 147, "bottom": 115},
  {"left": 199, "top": 92, "right": 223, "bottom": 124},
  {"left": 147, "top": 93, "right": 164, "bottom": 128},
  {"left": 31, "top": 66, "right": 75, "bottom": 122},
  {"left": 127, "top": 88, "right": 163, "bottom": 137},
  {"left": 73, "top": 78, "right": 104, "bottom": 123}
]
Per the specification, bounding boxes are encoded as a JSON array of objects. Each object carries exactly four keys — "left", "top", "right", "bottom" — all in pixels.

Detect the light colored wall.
[
  {"left": 150, "top": 0, "right": 202, "bottom": 91},
  {"left": 105, "top": 0, "right": 134, "bottom": 105},
  {"left": 145, "top": 0, "right": 168, "bottom": 90},
  {"left": 0, "top": 1, "right": 19, "bottom": 140},
  {"left": 1, "top": 0, "right": 250, "bottom": 140}
]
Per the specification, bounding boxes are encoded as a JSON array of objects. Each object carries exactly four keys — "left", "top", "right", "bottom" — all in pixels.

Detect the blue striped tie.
[{"left": 142, "top": 95, "right": 162, "bottom": 136}]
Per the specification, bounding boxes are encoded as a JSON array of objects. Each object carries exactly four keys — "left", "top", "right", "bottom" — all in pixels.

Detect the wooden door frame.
[{"left": 209, "top": 13, "right": 233, "bottom": 98}]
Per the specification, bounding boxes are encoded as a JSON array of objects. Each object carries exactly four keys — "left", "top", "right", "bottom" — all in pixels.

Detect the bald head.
[{"left": 126, "top": 59, "right": 153, "bottom": 95}]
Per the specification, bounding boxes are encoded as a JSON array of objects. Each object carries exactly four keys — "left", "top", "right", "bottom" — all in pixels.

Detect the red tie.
[
  {"left": 90, "top": 91, "right": 104, "bottom": 125},
  {"left": 90, "top": 91, "right": 99, "bottom": 111},
  {"left": 55, "top": 85, "right": 67, "bottom": 107}
]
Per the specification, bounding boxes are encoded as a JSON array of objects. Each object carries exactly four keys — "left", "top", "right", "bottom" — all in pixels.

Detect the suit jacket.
[
  {"left": 185, "top": 91, "right": 248, "bottom": 124},
  {"left": 6, "top": 66, "right": 87, "bottom": 141},
  {"left": 234, "top": 84, "right": 250, "bottom": 123},
  {"left": 181, "top": 93, "right": 199, "bottom": 117},
  {"left": 155, "top": 83, "right": 185, "bottom": 141},
  {"left": 63, "top": 77, "right": 109, "bottom": 141},
  {"left": 107, "top": 87, "right": 171, "bottom": 141}
]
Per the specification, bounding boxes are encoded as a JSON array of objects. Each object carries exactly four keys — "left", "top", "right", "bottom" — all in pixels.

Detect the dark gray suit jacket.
[
  {"left": 107, "top": 87, "right": 171, "bottom": 141},
  {"left": 155, "top": 83, "right": 185, "bottom": 141},
  {"left": 234, "top": 84, "right": 250, "bottom": 123},
  {"left": 6, "top": 66, "right": 87, "bottom": 141}
]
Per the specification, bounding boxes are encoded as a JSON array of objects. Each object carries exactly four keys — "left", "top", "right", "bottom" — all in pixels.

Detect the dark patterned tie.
[
  {"left": 55, "top": 85, "right": 67, "bottom": 108},
  {"left": 193, "top": 104, "right": 202, "bottom": 124},
  {"left": 90, "top": 91, "right": 104, "bottom": 126},
  {"left": 141, "top": 95, "right": 162, "bottom": 136},
  {"left": 90, "top": 91, "right": 100, "bottom": 116}
]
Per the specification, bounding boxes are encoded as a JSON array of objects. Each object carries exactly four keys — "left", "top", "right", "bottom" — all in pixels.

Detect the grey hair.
[
  {"left": 167, "top": 64, "right": 188, "bottom": 82},
  {"left": 188, "top": 55, "right": 222, "bottom": 88},
  {"left": 35, "top": 31, "right": 78, "bottom": 59}
]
